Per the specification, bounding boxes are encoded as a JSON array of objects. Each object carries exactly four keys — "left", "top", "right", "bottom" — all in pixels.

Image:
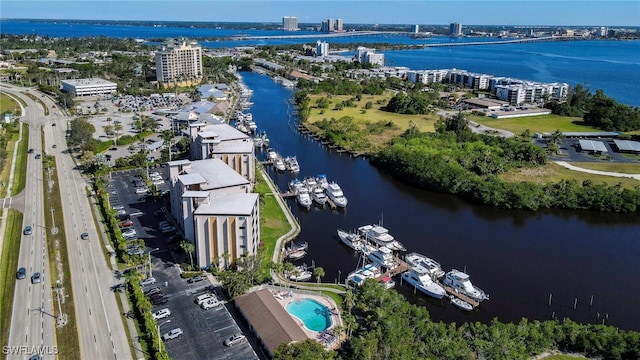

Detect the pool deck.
[{"left": 268, "top": 287, "right": 343, "bottom": 350}]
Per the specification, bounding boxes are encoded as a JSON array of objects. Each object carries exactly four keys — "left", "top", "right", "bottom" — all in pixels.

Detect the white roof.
[
  {"left": 579, "top": 139, "right": 608, "bottom": 153},
  {"left": 178, "top": 158, "right": 249, "bottom": 190},
  {"left": 194, "top": 193, "right": 258, "bottom": 216},
  {"left": 178, "top": 173, "right": 206, "bottom": 186},
  {"left": 613, "top": 139, "right": 640, "bottom": 152},
  {"left": 198, "top": 123, "right": 249, "bottom": 142}
]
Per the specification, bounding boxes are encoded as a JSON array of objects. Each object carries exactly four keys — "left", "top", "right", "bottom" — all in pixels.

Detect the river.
[{"left": 241, "top": 71, "right": 640, "bottom": 331}]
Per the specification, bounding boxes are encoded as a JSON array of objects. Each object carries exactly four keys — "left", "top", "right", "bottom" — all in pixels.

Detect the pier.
[
  {"left": 375, "top": 256, "right": 410, "bottom": 280},
  {"left": 443, "top": 286, "right": 480, "bottom": 309}
]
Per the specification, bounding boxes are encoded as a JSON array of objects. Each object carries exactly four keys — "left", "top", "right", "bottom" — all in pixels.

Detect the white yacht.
[
  {"left": 274, "top": 158, "right": 286, "bottom": 171},
  {"left": 450, "top": 296, "right": 474, "bottom": 311},
  {"left": 336, "top": 229, "right": 364, "bottom": 251},
  {"left": 346, "top": 263, "right": 381, "bottom": 288},
  {"left": 285, "top": 156, "right": 300, "bottom": 173},
  {"left": 316, "top": 174, "right": 329, "bottom": 189},
  {"left": 289, "top": 266, "right": 312, "bottom": 281},
  {"left": 442, "top": 269, "right": 489, "bottom": 302},
  {"left": 267, "top": 148, "right": 278, "bottom": 161},
  {"left": 326, "top": 182, "right": 347, "bottom": 207},
  {"left": 404, "top": 252, "right": 445, "bottom": 279},
  {"left": 296, "top": 187, "right": 312, "bottom": 209},
  {"left": 401, "top": 266, "right": 447, "bottom": 299},
  {"left": 304, "top": 177, "right": 318, "bottom": 189},
  {"left": 311, "top": 187, "right": 327, "bottom": 205},
  {"left": 365, "top": 246, "right": 398, "bottom": 270},
  {"left": 358, "top": 224, "right": 406, "bottom": 252},
  {"left": 289, "top": 178, "right": 304, "bottom": 194}
]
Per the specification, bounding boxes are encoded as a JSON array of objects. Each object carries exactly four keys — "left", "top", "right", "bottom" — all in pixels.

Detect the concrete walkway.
[{"left": 554, "top": 161, "right": 640, "bottom": 180}]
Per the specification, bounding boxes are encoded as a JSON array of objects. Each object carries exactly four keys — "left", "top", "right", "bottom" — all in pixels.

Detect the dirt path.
[{"left": 554, "top": 161, "right": 640, "bottom": 180}]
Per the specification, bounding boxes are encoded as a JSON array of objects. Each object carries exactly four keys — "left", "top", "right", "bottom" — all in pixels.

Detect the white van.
[
  {"left": 195, "top": 293, "right": 215, "bottom": 305},
  {"left": 200, "top": 298, "right": 221, "bottom": 310}
]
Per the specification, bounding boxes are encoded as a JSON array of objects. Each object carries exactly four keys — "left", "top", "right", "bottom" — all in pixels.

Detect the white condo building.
[
  {"left": 356, "top": 46, "right": 385, "bottom": 67},
  {"left": 407, "top": 69, "right": 449, "bottom": 84},
  {"left": 450, "top": 22, "right": 463, "bottom": 36},
  {"left": 316, "top": 40, "right": 329, "bottom": 57},
  {"left": 283, "top": 16, "right": 298, "bottom": 31},
  {"left": 61, "top": 78, "right": 117, "bottom": 97},
  {"left": 155, "top": 38, "right": 203, "bottom": 86},
  {"left": 168, "top": 158, "right": 259, "bottom": 270},
  {"left": 188, "top": 122, "right": 255, "bottom": 182}
]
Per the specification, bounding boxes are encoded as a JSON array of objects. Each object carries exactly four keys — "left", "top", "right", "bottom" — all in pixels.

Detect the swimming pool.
[{"left": 285, "top": 298, "right": 332, "bottom": 332}]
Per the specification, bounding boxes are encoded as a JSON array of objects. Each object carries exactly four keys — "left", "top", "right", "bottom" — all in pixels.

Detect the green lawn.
[
  {"left": 502, "top": 162, "right": 640, "bottom": 189},
  {"left": 469, "top": 113, "right": 599, "bottom": 135},
  {"left": 11, "top": 124, "right": 29, "bottom": 196},
  {"left": 0, "top": 92, "right": 22, "bottom": 116},
  {"left": 0, "top": 210, "right": 23, "bottom": 355}
]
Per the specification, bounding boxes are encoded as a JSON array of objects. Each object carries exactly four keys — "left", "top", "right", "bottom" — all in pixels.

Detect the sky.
[{"left": 1, "top": 1, "right": 639, "bottom": 27}]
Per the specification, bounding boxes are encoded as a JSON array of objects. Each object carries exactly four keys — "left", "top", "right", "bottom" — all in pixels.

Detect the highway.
[
  {"left": 5, "top": 87, "right": 57, "bottom": 359},
  {"left": 4, "top": 85, "right": 132, "bottom": 360}
]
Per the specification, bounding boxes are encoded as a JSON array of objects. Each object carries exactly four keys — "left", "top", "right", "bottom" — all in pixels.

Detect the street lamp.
[
  {"left": 158, "top": 319, "right": 171, "bottom": 352},
  {"left": 148, "top": 248, "right": 160, "bottom": 278}
]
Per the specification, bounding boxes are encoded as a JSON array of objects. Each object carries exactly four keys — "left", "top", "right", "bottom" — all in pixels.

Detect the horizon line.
[{"left": 2, "top": 18, "right": 637, "bottom": 29}]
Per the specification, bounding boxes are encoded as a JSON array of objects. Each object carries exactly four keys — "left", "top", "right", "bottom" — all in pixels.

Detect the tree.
[
  {"left": 313, "top": 266, "right": 325, "bottom": 287},
  {"left": 273, "top": 338, "right": 335, "bottom": 360},
  {"left": 180, "top": 240, "right": 195, "bottom": 270},
  {"left": 160, "top": 130, "right": 175, "bottom": 162},
  {"left": 68, "top": 117, "right": 95, "bottom": 150}
]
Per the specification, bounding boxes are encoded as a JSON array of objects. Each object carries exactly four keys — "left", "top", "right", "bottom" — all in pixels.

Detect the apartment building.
[
  {"left": 188, "top": 122, "right": 255, "bottom": 182},
  {"left": 168, "top": 158, "right": 258, "bottom": 270},
  {"left": 407, "top": 69, "right": 449, "bottom": 85},
  {"left": 283, "top": 16, "right": 298, "bottom": 31},
  {"left": 316, "top": 40, "right": 329, "bottom": 57},
  {"left": 155, "top": 38, "right": 203, "bottom": 86},
  {"left": 450, "top": 22, "right": 463, "bottom": 36},
  {"left": 356, "top": 46, "right": 385, "bottom": 67}
]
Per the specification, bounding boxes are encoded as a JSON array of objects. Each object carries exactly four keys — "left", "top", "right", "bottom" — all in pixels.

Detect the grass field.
[
  {"left": 42, "top": 157, "right": 81, "bottom": 360},
  {"left": 501, "top": 162, "right": 640, "bottom": 188},
  {"left": 469, "top": 114, "right": 597, "bottom": 135},
  {"left": 10, "top": 124, "right": 29, "bottom": 196},
  {"left": 0, "top": 210, "right": 23, "bottom": 357},
  {"left": 306, "top": 92, "right": 438, "bottom": 148},
  {"left": 0, "top": 92, "right": 22, "bottom": 116},
  {"left": 0, "top": 125, "right": 22, "bottom": 198},
  {"left": 566, "top": 162, "right": 640, "bottom": 174},
  {"left": 255, "top": 169, "right": 294, "bottom": 278}
]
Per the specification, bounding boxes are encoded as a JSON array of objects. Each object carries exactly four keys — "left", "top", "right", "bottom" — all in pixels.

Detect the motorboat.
[
  {"left": 336, "top": 229, "right": 364, "bottom": 251},
  {"left": 311, "top": 187, "right": 328, "bottom": 205},
  {"left": 260, "top": 132, "right": 270, "bottom": 147},
  {"left": 404, "top": 252, "right": 445, "bottom": 279},
  {"left": 274, "top": 158, "right": 286, "bottom": 171},
  {"left": 253, "top": 136, "right": 264, "bottom": 148},
  {"left": 289, "top": 178, "right": 305, "bottom": 194},
  {"left": 267, "top": 148, "right": 278, "bottom": 161},
  {"left": 366, "top": 246, "right": 398, "bottom": 270},
  {"left": 296, "top": 187, "right": 312, "bottom": 209},
  {"left": 236, "top": 122, "right": 248, "bottom": 133},
  {"left": 316, "top": 174, "right": 329, "bottom": 189},
  {"left": 442, "top": 269, "right": 489, "bottom": 302},
  {"left": 285, "top": 156, "right": 300, "bottom": 173},
  {"left": 289, "top": 266, "right": 312, "bottom": 281},
  {"left": 345, "top": 263, "right": 382, "bottom": 288},
  {"left": 401, "top": 266, "right": 447, "bottom": 299},
  {"left": 286, "top": 249, "right": 306, "bottom": 260},
  {"left": 326, "top": 182, "right": 347, "bottom": 207},
  {"left": 450, "top": 295, "right": 474, "bottom": 311},
  {"left": 304, "top": 177, "right": 318, "bottom": 189},
  {"left": 247, "top": 121, "right": 257, "bottom": 132},
  {"left": 358, "top": 224, "right": 406, "bottom": 252}
]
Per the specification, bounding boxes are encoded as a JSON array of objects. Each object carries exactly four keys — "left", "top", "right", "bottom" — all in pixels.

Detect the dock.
[
  {"left": 374, "top": 256, "right": 410, "bottom": 280},
  {"left": 444, "top": 286, "right": 480, "bottom": 309},
  {"left": 281, "top": 191, "right": 296, "bottom": 198},
  {"left": 325, "top": 198, "right": 337, "bottom": 210}
]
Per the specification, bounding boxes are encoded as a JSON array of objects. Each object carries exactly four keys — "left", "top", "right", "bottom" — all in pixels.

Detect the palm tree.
[
  {"left": 313, "top": 266, "right": 325, "bottom": 287},
  {"left": 179, "top": 240, "right": 195, "bottom": 270},
  {"left": 160, "top": 130, "right": 175, "bottom": 162},
  {"left": 113, "top": 123, "right": 123, "bottom": 145},
  {"left": 283, "top": 262, "right": 295, "bottom": 287}
]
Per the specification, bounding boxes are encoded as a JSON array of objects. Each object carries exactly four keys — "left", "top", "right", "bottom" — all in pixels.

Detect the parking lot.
[
  {"left": 108, "top": 169, "right": 260, "bottom": 360},
  {"left": 538, "top": 137, "right": 640, "bottom": 163}
]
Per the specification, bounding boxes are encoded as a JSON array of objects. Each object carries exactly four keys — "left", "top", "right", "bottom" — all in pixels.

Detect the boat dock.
[
  {"left": 281, "top": 191, "right": 296, "bottom": 198},
  {"left": 443, "top": 286, "right": 480, "bottom": 309},
  {"left": 374, "top": 256, "right": 410, "bottom": 280},
  {"left": 325, "top": 198, "right": 337, "bottom": 210}
]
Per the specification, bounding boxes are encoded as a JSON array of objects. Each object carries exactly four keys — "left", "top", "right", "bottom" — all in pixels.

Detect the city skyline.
[{"left": 1, "top": 1, "right": 639, "bottom": 27}]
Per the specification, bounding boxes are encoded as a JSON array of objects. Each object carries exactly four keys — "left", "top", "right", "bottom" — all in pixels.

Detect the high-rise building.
[
  {"left": 283, "top": 16, "right": 298, "bottom": 31},
  {"left": 356, "top": 46, "right": 384, "bottom": 67},
  {"left": 155, "top": 38, "right": 203, "bottom": 86},
  {"left": 449, "top": 22, "right": 463, "bottom": 36},
  {"left": 412, "top": 24, "right": 420, "bottom": 33},
  {"left": 335, "top": 19, "right": 344, "bottom": 32},
  {"left": 322, "top": 18, "right": 335, "bottom": 32},
  {"left": 316, "top": 40, "right": 329, "bottom": 57}
]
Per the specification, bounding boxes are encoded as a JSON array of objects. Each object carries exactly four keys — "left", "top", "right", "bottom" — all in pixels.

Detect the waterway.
[{"left": 242, "top": 70, "right": 640, "bottom": 331}]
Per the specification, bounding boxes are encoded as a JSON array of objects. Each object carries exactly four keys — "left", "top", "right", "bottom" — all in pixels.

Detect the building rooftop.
[
  {"left": 613, "top": 139, "right": 640, "bottom": 152},
  {"left": 178, "top": 158, "right": 249, "bottom": 190},
  {"left": 61, "top": 78, "right": 117, "bottom": 87},
  {"left": 197, "top": 123, "right": 250, "bottom": 142},
  {"left": 579, "top": 139, "right": 608, "bottom": 153},
  {"left": 208, "top": 139, "right": 253, "bottom": 154},
  {"left": 193, "top": 193, "right": 258, "bottom": 216}
]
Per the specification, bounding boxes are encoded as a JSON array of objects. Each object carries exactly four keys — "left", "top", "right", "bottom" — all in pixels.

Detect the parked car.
[
  {"left": 223, "top": 333, "right": 246, "bottom": 347},
  {"left": 140, "top": 277, "right": 156, "bottom": 286},
  {"left": 16, "top": 267, "right": 26, "bottom": 280},
  {"left": 119, "top": 219, "right": 134, "bottom": 228},
  {"left": 80, "top": 232, "right": 89, "bottom": 240},
  {"left": 201, "top": 298, "right": 221, "bottom": 310},
  {"left": 160, "top": 226, "right": 176, "bottom": 234},
  {"left": 23, "top": 226, "right": 32, "bottom": 235},
  {"left": 112, "top": 205, "right": 125, "bottom": 211},
  {"left": 152, "top": 296, "right": 169, "bottom": 306},
  {"left": 135, "top": 187, "right": 149, "bottom": 194},
  {"left": 31, "top": 272, "right": 42, "bottom": 284},
  {"left": 195, "top": 293, "right": 215, "bottom": 305},
  {"left": 188, "top": 275, "right": 207, "bottom": 284},
  {"left": 152, "top": 308, "right": 171, "bottom": 321},
  {"left": 122, "top": 228, "right": 136, "bottom": 237},
  {"left": 152, "top": 179, "right": 165, "bottom": 185},
  {"left": 145, "top": 286, "right": 162, "bottom": 296},
  {"left": 162, "top": 328, "right": 183, "bottom": 341}
]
